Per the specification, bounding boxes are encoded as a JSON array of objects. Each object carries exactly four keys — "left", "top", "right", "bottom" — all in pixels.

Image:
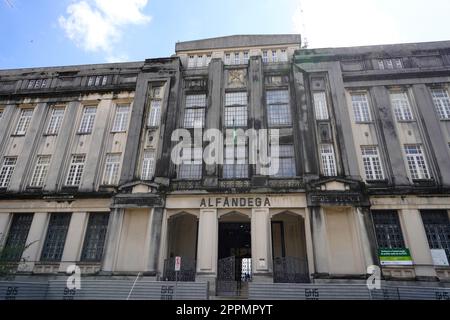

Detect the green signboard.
[{"left": 379, "top": 248, "right": 413, "bottom": 266}]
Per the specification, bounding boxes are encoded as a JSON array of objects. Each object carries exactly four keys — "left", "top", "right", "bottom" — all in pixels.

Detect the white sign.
[
  {"left": 175, "top": 256, "right": 181, "bottom": 271},
  {"left": 431, "top": 249, "right": 449, "bottom": 266}
]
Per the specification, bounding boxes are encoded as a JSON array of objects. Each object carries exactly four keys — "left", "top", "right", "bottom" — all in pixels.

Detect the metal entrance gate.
[
  {"left": 162, "top": 257, "right": 196, "bottom": 282},
  {"left": 273, "top": 256, "right": 310, "bottom": 283},
  {"left": 216, "top": 256, "right": 252, "bottom": 296}
]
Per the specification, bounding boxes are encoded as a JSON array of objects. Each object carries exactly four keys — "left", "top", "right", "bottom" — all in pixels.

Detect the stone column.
[
  {"left": 101, "top": 208, "right": 124, "bottom": 273},
  {"left": 355, "top": 207, "right": 378, "bottom": 269},
  {"left": 59, "top": 212, "right": 88, "bottom": 272},
  {"left": 19, "top": 212, "right": 48, "bottom": 272},
  {"left": 0, "top": 213, "right": 11, "bottom": 245},
  {"left": 309, "top": 207, "right": 330, "bottom": 275},
  {"left": 145, "top": 207, "right": 164, "bottom": 275},
  {"left": 400, "top": 209, "right": 437, "bottom": 279},
  {"left": 251, "top": 208, "right": 272, "bottom": 282},
  {"left": 196, "top": 209, "right": 218, "bottom": 274}
]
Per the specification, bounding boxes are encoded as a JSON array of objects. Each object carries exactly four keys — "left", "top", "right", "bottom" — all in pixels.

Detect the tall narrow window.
[
  {"left": 80, "top": 213, "right": 109, "bottom": 262},
  {"left": 421, "top": 210, "right": 450, "bottom": 262},
  {"left": 102, "top": 154, "right": 121, "bottom": 185},
  {"left": 148, "top": 88, "right": 162, "bottom": 128},
  {"left": 351, "top": 93, "right": 372, "bottom": 123},
  {"left": 0, "top": 157, "right": 17, "bottom": 188},
  {"left": 386, "top": 59, "right": 394, "bottom": 69},
  {"left": 224, "top": 92, "right": 248, "bottom": 127},
  {"left": 196, "top": 55, "right": 204, "bottom": 68},
  {"left": 431, "top": 88, "right": 450, "bottom": 120},
  {"left": 78, "top": 106, "right": 96, "bottom": 134},
  {"left": 30, "top": 155, "right": 51, "bottom": 187},
  {"left": 243, "top": 52, "right": 249, "bottom": 64},
  {"left": 65, "top": 154, "right": 86, "bottom": 186},
  {"left": 177, "top": 147, "right": 202, "bottom": 180},
  {"left": 361, "top": 146, "right": 384, "bottom": 181},
  {"left": 274, "top": 145, "right": 296, "bottom": 177},
  {"left": 1, "top": 214, "right": 34, "bottom": 262},
  {"left": 313, "top": 92, "right": 329, "bottom": 120},
  {"left": 377, "top": 60, "right": 385, "bottom": 70},
  {"left": 390, "top": 92, "right": 413, "bottom": 121},
  {"left": 188, "top": 56, "right": 195, "bottom": 68},
  {"left": 272, "top": 50, "right": 277, "bottom": 63},
  {"left": 262, "top": 51, "right": 268, "bottom": 63},
  {"left": 15, "top": 109, "right": 33, "bottom": 135},
  {"left": 320, "top": 144, "right": 337, "bottom": 176},
  {"left": 223, "top": 144, "right": 248, "bottom": 179},
  {"left": 372, "top": 210, "right": 405, "bottom": 249},
  {"left": 267, "top": 90, "right": 291, "bottom": 127},
  {"left": 40, "top": 214, "right": 71, "bottom": 262},
  {"left": 225, "top": 53, "right": 231, "bottom": 65},
  {"left": 46, "top": 108, "right": 65, "bottom": 135},
  {"left": 234, "top": 52, "right": 240, "bottom": 65},
  {"left": 184, "top": 94, "right": 206, "bottom": 128},
  {"left": 280, "top": 49, "right": 288, "bottom": 62},
  {"left": 112, "top": 104, "right": 130, "bottom": 132},
  {"left": 141, "top": 149, "right": 155, "bottom": 180},
  {"left": 404, "top": 145, "right": 431, "bottom": 180}
]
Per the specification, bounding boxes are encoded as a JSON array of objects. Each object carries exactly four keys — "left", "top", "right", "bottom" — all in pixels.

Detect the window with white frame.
[
  {"left": 196, "top": 55, "right": 204, "bottom": 68},
  {"left": 313, "top": 91, "right": 329, "bottom": 120},
  {"left": 184, "top": 94, "right": 206, "bottom": 128},
  {"left": 148, "top": 100, "right": 161, "bottom": 127},
  {"left": 177, "top": 147, "right": 202, "bottom": 180},
  {"left": 223, "top": 144, "right": 248, "bottom": 179},
  {"left": 112, "top": 104, "right": 130, "bottom": 132},
  {"left": 267, "top": 90, "right": 291, "bottom": 126},
  {"left": 234, "top": 52, "right": 240, "bottom": 65},
  {"left": 377, "top": 58, "right": 404, "bottom": 70},
  {"left": 390, "top": 92, "right": 414, "bottom": 121},
  {"left": 141, "top": 149, "right": 155, "bottom": 180},
  {"left": 30, "top": 155, "right": 51, "bottom": 187},
  {"left": 65, "top": 154, "right": 86, "bottom": 186},
  {"left": 15, "top": 109, "right": 33, "bottom": 135},
  {"left": 361, "top": 146, "right": 384, "bottom": 181},
  {"left": 243, "top": 52, "right": 249, "bottom": 64},
  {"left": 280, "top": 49, "right": 288, "bottom": 62},
  {"left": 431, "top": 88, "right": 450, "bottom": 120},
  {"left": 0, "top": 157, "right": 17, "bottom": 188},
  {"left": 87, "top": 76, "right": 107, "bottom": 87},
  {"left": 225, "top": 53, "right": 231, "bottom": 65},
  {"left": 262, "top": 51, "right": 268, "bottom": 63},
  {"left": 320, "top": 144, "right": 337, "bottom": 176},
  {"left": 224, "top": 92, "right": 248, "bottom": 127},
  {"left": 272, "top": 50, "right": 277, "bottom": 63},
  {"left": 78, "top": 106, "right": 96, "bottom": 134},
  {"left": 46, "top": 107, "right": 65, "bottom": 135},
  {"left": 188, "top": 56, "right": 195, "bottom": 68},
  {"left": 273, "top": 144, "right": 296, "bottom": 177},
  {"left": 27, "top": 79, "right": 47, "bottom": 89},
  {"left": 102, "top": 154, "right": 121, "bottom": 185},
  {"left": 404, "top": 145, "right": 431, "bottom": 180},
  {"left": 351, "top": 93, "right": 372, "bottom": 123}
]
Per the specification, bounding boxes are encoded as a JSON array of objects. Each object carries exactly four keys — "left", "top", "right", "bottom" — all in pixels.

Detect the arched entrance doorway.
[{"left": 271, "top": 212, "right": 309, "bottom": 283}]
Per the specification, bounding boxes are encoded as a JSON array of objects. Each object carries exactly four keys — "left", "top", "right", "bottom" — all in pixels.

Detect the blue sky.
[{"left": 1, "top": 0, "right": 450, "bottom": 69}]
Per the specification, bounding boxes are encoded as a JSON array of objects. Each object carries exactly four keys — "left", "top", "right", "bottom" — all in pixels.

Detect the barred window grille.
[
  {"left": 141, "top": 149, "right": 155, "bottom": 180},
  {"left": 40, "top": 213, "right": 71, "bottom": 262},
  {"left": 313, "top": 91, "right": 329, "bottom": 120},
  {"left": 421, "top": 210, "right": 450, "bottom": 261},
  {"left": 431, "top": 88, "right": 450, "bottom": 120},
  {"left": 177, "top": 147, "right": 203, "bottom": 180},
  {"left": 15, "top": 109, "right": 33, "bottom": 135},
  {"left": 65, "top": 154, "right": 85, "bottom": 186},
  {"left": 46, "top": 108, "right": 65, "bottom": 135},
  {"left": 267, "top": 90, "right": 291, "bottom": 127},
  {"left": 87, "top": 76, "right": 107, "bottom": 87},
  {"left": 372, "top": 210, "right": 405, "bottom": 249},
  {"left": 320, "top": 144, "right": 337, "bottom": 176},
  {"left": 351, "top": 93, "right": 372, "bottom": 122},
  {"left": 404, "top": 145, "right": 431, "bottom": 180},
  {"left": 390, "top": 92, "right": 414, "bottom": 121},
  {"left": 112, "top": 105, "right": 130, "bottom": 132},
  {"left": 0, "top": 157, "right": 17, "bottom": 188},
  {"left": 361, "top": 146, "right": 384, "bottom": 181},
  {"left": 80, "top": 213, "right": 110, "bottom": 262},
  {"left": 273, "top": 145, "right": 296, "bottom": 177},
  {"left": 225, "top": 92, "right": 248, "bottom": 127},
  {"left": 78, "top": 107, "right": 96, "bottom": 134},
  {"left": 223, "top": 144, "right": 248, "bottom": 179},
  {"left": 1, "top": 213, "right": 34, "bottom": 262},
  {"left": 184, "top": 94, "right": 206, "bottom": 128},
  {"left": 30, "top": 155, "right": 51, "bottom": 187},
  {"left": 102, "top": 154, "right": 121, "bottom": 185}
]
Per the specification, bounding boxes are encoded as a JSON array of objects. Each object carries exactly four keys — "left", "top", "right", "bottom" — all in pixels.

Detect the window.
[
  {"left": 46, "top": 108, "right": 65, "bottom": 135},
  {"left": 372, "top": 210, "right": 405, "bottom": 249},
  {"left": 27, "top": 79, "right": 47, "bottom": 89},
  {"left": 141, "top": 149, "right": 156, "bottom": 180},
  {"left": 225, "top": 53, "right": 231, "bottom": 65},
  {"left": 267, "top": 90, "right": 291, "bottom": 126},
  {"left": 1, "top": 214, "right": 34, "bottom": 262},
  {"left": 206, "top": 54, "right": 212, "bottom": 65},
  {"left": 386, "top": 59, "right": 394, "bottom": 69},
  {"left": 431, "top": 88, "right": 450, "bottom": 120},
  {"left": 87, "top": 76, "right": 107, "bottom": 87},
  {"left": 102, "top": 154, "right": 121, "bottom": 185},
  {"left": 262, "top": 51, "right": 268, "bottom": 63},
  {"left": 234, "top": 52, "right": 240, "bottom": 65},
  {"left": 361, "top": 146, "right": 384, "bottom": 181},
  {"left": 280, "top": 49, "right": 288, "bottom": 62},
  {"left": 15, "top": 109, "right": 33, "bottom": 135},
  {"left": 177, "top": 147, "right": 202, "bottom": 180},
  {"left": 243, "top": 52, "right": 249, "bottom": 64},
  {"left": 80, "top": 213, "right": 109, "bottom": 262},
  {"left": 78, "top": 106, "right": 96, "bottom": 134},
  {"left": 112, "top": 104, "right": 130, "bottom": 132},
  {"left": 272, "top": 50, "right": 277, "bottom": 63},
  {"left": 351, "top": 93, "right": 372, "bottom": 122},
  {"left": 421, "top": 210, "right": 450, "bottom": 262},
  {"left": 390, "top": 92, "right": 413, "bottom": 121},
  {"left": 188, "top": 56, "right": 195, "bottom": 68},
  {"left": 0, "top": 157, "right": 17, "bottom": 188},
  {"left": 148, "top": 100, "right": 161, "bottom": 127},
  {"left": 273, "top": 145, "right": 296, "bottom": 177},
  {"left": 320, "top": 144, "right": 337, "bottom": 176},
  {"left": 313, "top": 92, "right": 329, "bottom": 120},
  {"left": 404, "top": 145, "right": 431, "bottom": 180},
  {"left": 377, "top": 60, "right": 385, "bottom": 70},
  {"left": 184, "top": 94, "right": 207, "bottom": 128},
  {"left": 65, "top": 154, "right": 86, "bottom": 186},
  {"left": 223, "top": 144, "right": 248, "bottom": 179},
  {"left": 40, "top": 213, "right": 71, "bottom": 262},
  {"left": 224, "top": 92, "right": 248, "bottom": 127},
  {"left": 30, "top": 156, "right": 51, "bottom": 187},
  {"left": 394, "top": 59, "right": 403, "bottom": 69},
  {"left": 196, "top": 55, "right": 204, "bottom": 68}
]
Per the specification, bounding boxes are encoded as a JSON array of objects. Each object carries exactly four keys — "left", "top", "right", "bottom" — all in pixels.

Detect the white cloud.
[{"left": 59, "top": 0, "right": 151, "bottom": 55}]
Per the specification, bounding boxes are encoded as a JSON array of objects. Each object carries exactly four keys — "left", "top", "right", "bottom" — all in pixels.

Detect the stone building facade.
[{"left": 0, "top": 35, "right": 449, "bottom": 298}]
